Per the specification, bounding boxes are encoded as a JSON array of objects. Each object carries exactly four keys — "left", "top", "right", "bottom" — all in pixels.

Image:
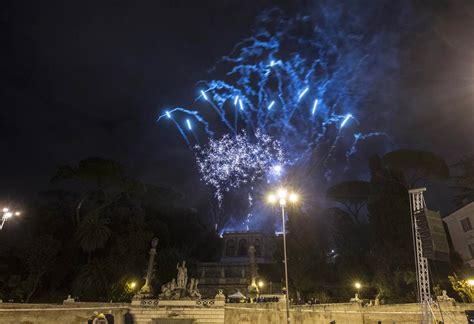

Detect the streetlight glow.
[
  {"left": 1, "top": 206, "right": 22, "bottom": 230},
  {"left": 277, "top": 188, "right": 287, "bottom": 199},
  {"left": 268, "top": 188, "right": 299, "bottom": 208},
  {"left": 265, "top": 186, "right": 300, "bottom": 324},
  {"left": 467, "top": 279, "right": 474, "bottom": 286},
  {"left": 258, "top": 280, "right": 264, "bottom": 288},
  {"left": 354, "top": 282, "right": 362, "bottom": 290},
  {"left": 268, "top": 194, "right": 277, "bottom": 204},
  {"left": 289, "top": 193, "right": 298, "bottom": 203}
]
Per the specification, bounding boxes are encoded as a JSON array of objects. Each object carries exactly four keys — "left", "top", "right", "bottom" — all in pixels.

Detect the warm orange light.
[
  {"left": 267, "top": 194, "right": 277, "bottom": 204},
  {"left": 289, "top": 193, "right": 298, "bottom": 203}
]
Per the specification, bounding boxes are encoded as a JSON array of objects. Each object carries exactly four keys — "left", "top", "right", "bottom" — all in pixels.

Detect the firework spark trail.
[
  {"left": 347, "top": 132, "right": 393, "bottom": 159},
  {"left": 195, "top": 130, "right": 284, "bottom": 204},
  {"left": 157, "top": 107, "right": 214, "bottom": 137},
  {"left": 157, "top": 3, "right": 410, "bottom": 229}
]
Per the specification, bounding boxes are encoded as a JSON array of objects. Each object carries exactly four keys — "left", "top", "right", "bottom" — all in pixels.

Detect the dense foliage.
[
  {"left": 0, "top": 150, "right": 471, "bottom": 303},
  {"left": 0, "top": 157, "right": 220, "bottom": 302}
]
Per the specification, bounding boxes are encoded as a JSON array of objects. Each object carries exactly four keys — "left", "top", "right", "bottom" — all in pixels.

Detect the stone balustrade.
[{"left": 1, "top": 300, "right": 474, "bottom": 324}]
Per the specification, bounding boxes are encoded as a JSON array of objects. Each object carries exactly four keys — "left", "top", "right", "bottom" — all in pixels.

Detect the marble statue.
[
  {"left": 350, "top": 293, "right": 362, "bottom": 303},
  {"left": 177, "top": 261, "right": 188, "bottom": 289},
  {"left": 63, "top": 295, "right": 75, "bottom": 304},
  {"left": 160, "top": 282, "right": 172, "bottom": 299},
  {"left": 436, "top": 290, "right": 454, "bottom": 303},
  {"left": 188, "top": 278, "right": 201, "bottom": 299},
  {"left": 215, "top": 289, "right": 225, "bottom": 300},
  {"left": 158, "top": 260, "right": 200, "bottom": 300}
]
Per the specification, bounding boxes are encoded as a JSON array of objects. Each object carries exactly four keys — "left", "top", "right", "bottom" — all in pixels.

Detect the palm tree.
[
  {"left": 73, "top": 258, "right": 114, "bottom": 300},
  {"left": 52, "top": 157, "right": 126, "bottom": 189},
  {"left": 52, "top": 157, "right": 127, "bottom": 225},
  {"left": 51, "top": 157, "right": 182, "bottom": 226},
  {"left": 75, "top": 211, "right": 111, "bottom": 254}
]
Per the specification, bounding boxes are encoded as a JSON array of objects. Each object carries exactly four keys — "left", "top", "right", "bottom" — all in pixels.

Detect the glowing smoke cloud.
[{"left": 158, "top": 3, "right": 410, "bottom": 229}]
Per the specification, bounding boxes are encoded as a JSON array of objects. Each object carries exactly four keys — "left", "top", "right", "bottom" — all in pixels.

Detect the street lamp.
[
  {"left": 467, "top": 279, "right": 474, "bottom": 287},
  {"left": 1, "top": 207, "right": 21, "bottom": 231},
  {"left": 267, "top": 187, "right": 299, "bottom": 324},
  {"left": 354, "top": 282, "right": 362, "bottom": 296}
]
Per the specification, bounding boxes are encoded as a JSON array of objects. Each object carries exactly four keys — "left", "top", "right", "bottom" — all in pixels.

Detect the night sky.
[{"left": 1, "top": 0, "right": 473, "bottom": 214}]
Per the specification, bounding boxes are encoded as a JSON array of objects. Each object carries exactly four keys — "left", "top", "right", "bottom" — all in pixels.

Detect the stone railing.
[
  {"left": 133, "top": 298, "right": 225, "bottom": 308},
  {"left": 0, "top": 302, "right": 130, "bottom": 324}
]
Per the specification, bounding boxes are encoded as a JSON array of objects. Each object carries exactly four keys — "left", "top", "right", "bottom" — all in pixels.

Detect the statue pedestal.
[
  {"left": 131, "top": 299, "right": 142, "bottom": 306},
  {"left": 158, "top": 300, "right": 199, "bottom": 307}
]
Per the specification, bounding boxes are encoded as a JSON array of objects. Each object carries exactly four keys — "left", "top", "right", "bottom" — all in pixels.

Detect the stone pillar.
[
  {"left": 247, "top": 245, "right": 258, "bottom": 296},
  {"left": 135, "top": 237, "right": 158, "bottom": 299}
]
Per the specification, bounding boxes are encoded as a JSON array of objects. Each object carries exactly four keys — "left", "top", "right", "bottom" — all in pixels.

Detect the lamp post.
[
  {"left": 1, "top": 207, "right": 21, "bottom": 231},
  {"left": 354, "top": 282, "right": 362, "bottom": 298},
  {"left": 258, "top": 280, "right": 265, "bottom": 293},
  {"left": 267, "top": 187, "right": 299, "bottom": 324}
]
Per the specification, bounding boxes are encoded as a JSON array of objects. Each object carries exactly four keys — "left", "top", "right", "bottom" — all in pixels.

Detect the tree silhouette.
[
  {"left": 452, "top": 155, "right": 474, "bottom": 204},
  {"left": 75, "top": 211, "right": 111, "bottom": 254},
  {"left": 381, "top": 149, "right": 449, "bottom": 189},
  {"left": 326, "top": 181, "right": 370, "bottom": 223}
]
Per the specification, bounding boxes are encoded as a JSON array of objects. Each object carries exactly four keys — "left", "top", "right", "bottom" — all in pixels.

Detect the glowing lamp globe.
[
  {"left": 268, "top": 194, "right": 277, "bottom": 204},
  {"left": 277, "top": 188, "right": 287, "bottom": 199},
  {"left": 289, "top": 193, "right": 298, "bottom": 203}
]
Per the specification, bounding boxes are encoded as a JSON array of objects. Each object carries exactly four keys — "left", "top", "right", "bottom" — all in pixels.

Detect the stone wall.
[
  {"left": 0, "top": 302, "right": 129, "bottom": 324},
  {"left": 1, "top": 301, "right": 474, "bottom": 324},
  {"left": 224, "top": 302, "right": 474, "bottom": 324},
  {"left": 131, "top": 300, "right": 225, "bottom": 324},
  {"left": 132, "top": 305, "right": 224, "bottom": 324}
]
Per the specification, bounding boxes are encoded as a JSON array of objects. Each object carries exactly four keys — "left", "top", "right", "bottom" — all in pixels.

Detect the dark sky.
[
  {"left": 0, "top": 0, "right": 276, "bottom": 200},
  {"left": 0, "top": 0, "right": 473, "bottom": 213}
]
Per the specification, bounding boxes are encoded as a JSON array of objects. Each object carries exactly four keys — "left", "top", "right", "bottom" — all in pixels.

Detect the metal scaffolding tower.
[{"left": 409, "top": 188, "right": 435, "bottom": 324}]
